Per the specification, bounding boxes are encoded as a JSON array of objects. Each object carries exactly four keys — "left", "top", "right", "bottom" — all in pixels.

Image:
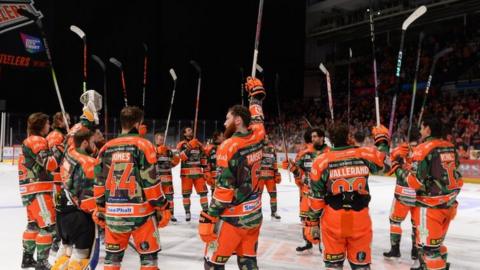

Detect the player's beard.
[{"left": 224, "top": 122, "right": 236, "bottom": 139}]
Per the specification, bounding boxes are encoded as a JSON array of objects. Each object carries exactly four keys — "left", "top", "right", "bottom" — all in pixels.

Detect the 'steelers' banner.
[{"left": 0, "top": 0, "right": 42, "bottom": 34}]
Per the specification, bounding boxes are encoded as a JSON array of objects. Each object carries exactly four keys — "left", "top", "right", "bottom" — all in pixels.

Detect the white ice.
[{"left": 1, "top": 163, "right": 479, "bottom": 269}]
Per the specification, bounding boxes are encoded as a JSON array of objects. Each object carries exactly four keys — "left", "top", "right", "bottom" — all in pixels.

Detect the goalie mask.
[{"left": 80, "top": 90, "right": 102, "bottom": 125}]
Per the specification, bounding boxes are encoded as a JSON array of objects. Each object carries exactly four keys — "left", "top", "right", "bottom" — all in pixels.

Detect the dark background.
[{"left": 0, "top": 0, "right": 306, "bottom": 121}]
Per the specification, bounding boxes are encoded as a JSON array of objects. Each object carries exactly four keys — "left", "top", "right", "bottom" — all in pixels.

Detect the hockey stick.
[
  {"left": 388, "top": 5, "right": 427, "bottom": 135},
  {"left": 368, "top": 4, "right": 381, "bottom": 127},
  {"left": 417, "top": 47, "right": 453, "bottom": 127},
  {"left": 17, "top": 8, "right": 69, "bottom": 132},
  {"left": 319, "top": 63, "right": 334, "bottom": 122},
  {"left": 190, "top": 60, "right": 202, "bottom": 138},
  {"left": 240, "top": 67, "right": 245, "bottom": 106},
  {"left": 70, "top": 25, "right": 87, "bottom": 93},
  {"left": 406, "top": 32, "right": 424, "bottom": 142},
  {"left": 109, "top": 57, "right": 128, "bottom": 107},
  {"left": 275, "top": 73, "right": 292, "bottom": 183},
  {"left": 142, "top": 43, "right": 148, "bottom": 109},
  {"left": 91, "top": 55, "right": 108, "bottom": 138},
  {"left": 164, "top": 68, "right": 178, "bottom": 145},
  {"left": 347, "top": 48, "right": 352, "bottom": 126},
  {"left": 303, "top": 116, "right": 313, "bottom": 128},
  {"left": 251, "top": 0, "right": 265, "bottom": 78}
]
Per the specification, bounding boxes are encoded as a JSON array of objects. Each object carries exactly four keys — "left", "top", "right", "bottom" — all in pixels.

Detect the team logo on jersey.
[
  {"left": 0, "top": 1, "right": 43, "bottom": 34},
  {"left": 20, "top": 32, "right": 43, "bottom": 53},
  {"left": 356, "top": 251, "right": 366, "bottom": 262}
]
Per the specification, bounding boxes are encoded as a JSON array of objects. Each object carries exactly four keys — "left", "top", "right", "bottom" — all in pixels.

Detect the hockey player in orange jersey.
[
  {"left": 391, "top": 117, "right": 463, "bottom": 270},
  {"left": 306, "top": 124, "right": 389, "bottom": 269},
  {"left": 198, "top": 77, "right": 267, "bottom": 269},
  {"left": 259, "top": 134, "right": 282, "bottom": 220},
  {"left": 177, "top": 127, "right": 209, "bottom": 221},
  {"left": 19, "top": 113, "right": 60, "bottom": 270},
  {"left": 204, "top": 131, "right": 225, "bottom": 193},
  {"left": 93, "top": 106, "right": 171, "bottom": 270}
]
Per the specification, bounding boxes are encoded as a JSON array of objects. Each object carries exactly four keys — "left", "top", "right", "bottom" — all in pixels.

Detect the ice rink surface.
[{"left": 1, "top": 163, "right": 479, "bottom": 269}]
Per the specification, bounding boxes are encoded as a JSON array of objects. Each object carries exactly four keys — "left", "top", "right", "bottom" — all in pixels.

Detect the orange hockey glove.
[
  {"left": 188, "top": 138, "right": 201, "bottom": 149},
  {"left": 204, "top": 171, "right": 214, "bottom": 186},
  {"left": 274, "top": 172, "right": 282, "bottom": 184},
  {"left": 157, "top": 145, "right": 168, "bottom": 155},
  {"left": 245, "top": 77, "right": 266, "bottom": 100},
  {"left": 139, "top": 124, "right": 147, "bottom": 137},
  {"left": 387, "top": 143, "right": 410, "bottom": 175},
  {"left": 92, "top": 207, "right": 106, "bottom": 229},
  {"left": 303, "top": 220, "right": 320, "bottom": 244},
  {"left": 198, "top": 211, "right": 218, "bottom": 243},
  {"left": 156, "top": 208, "right": 171, "bottom": 228},
  {"left": 372, "top": 124, "right": 390, "bottom": 145}
]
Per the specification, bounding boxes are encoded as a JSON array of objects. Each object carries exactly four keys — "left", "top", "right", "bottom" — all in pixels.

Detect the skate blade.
[
  {"left": 383, "top": 256, "right": 401, "bottom": 263},
  {"left": 271, "top": 217, "right": 281, "bottom": 222},
  {"left": 296, "top": 249, "right": 313, "bottom": 255}
]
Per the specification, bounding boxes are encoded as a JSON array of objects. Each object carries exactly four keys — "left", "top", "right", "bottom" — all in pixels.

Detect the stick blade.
[
  {"left": 169, "top": 68, "right": 177, "bottom": 81},
  {"left": 349, "top": 48, "right": 352, "bottom": 58},
  {"left": 70, "top": 25, "right": 86, "bottom": 39},
  {"left": 143, "top": 43, "right": 148, "bottom": 52},
  {"left": 255, "top": 64, "right": 263, "bottom": 73},
  {"left": 319, "top": 63, "right": 328, "bottom": 74},
  {"left": 109, "top": 57, "right": 122, "bottom": 69},
  {"left": 190, "top": 60, "right": 201, "bottom": 73},
  {"left": 434, "top": 47, "right": 453, "bottom": 61},
  {"left": 91, "top": 55, "right": 105, "bottom": 71},
  {"left": 17, "top": 8, "right": 37, "bottom": 20},
  {"left": 402, "top": 5, "right": 427, "bottom": 30}
]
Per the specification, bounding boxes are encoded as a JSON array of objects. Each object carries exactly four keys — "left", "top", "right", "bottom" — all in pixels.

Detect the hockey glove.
[
  {"left": 188, "top": 138, "right": 202, "bottom": 149},
  {"left": 372, "top": 124, "right": 390, "bottom": 146},
  {"left": 92, "top": 207, "right": 106, "bottom": 228},
  {"left": 388, "top": 143, "right": 410, "bottom": 175},
  {"left": 303, "top": 220, "right": 320, "bottom": 244},
  {"left": 156, "top": 208, "right": 171, "bottom": 228},
  {"left": 157, "top": 145, "right": 168, "bottom": 156},
  {"left": 198, "top": 211, "right": 218, "bottom": 243},
  {"left": 274, "top": 172, "right": 282, "bottom": 184},
  {"left": 204, "top": 171, "right": 214, "bottom": 187},
  {"left": 139, "top": 124, "right": 147, "bottom": 137},
  {"left": 245, "top": 77, "right": 266, "bottom": 100}
]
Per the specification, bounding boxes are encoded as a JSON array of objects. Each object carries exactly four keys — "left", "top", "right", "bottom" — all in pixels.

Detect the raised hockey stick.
[
  {"left": 417, "top": 47, "right": 453, "bottom": 127},
  {"left": 347, "top": 48, "right": 352, "bottom": 126},
  {"left": 240, "top": 67, "right": 245, "bottom": 106},
  {"left": 18, "top": 8, "right": 69, "bottom": 132},
  {"left": 142, "top": 43, "right": 148, "bottom": 109},
  {"left": 406, "top": 32, "right": 424, "bottom": 142},
  {"left": 319, "top": 63, "right": 334, "bottom": 122},
  {"left": 275, "top": 73, "right": 292, "bottom": 183},
  {"left": 164, "top": 68, "right": 178, "bottom": 145},
  {"left": 109, "top": 57, "right": 128, "bottom": 107},
  {"left": 368, "top": 4, "right": 381, "bottom": 127},
  {"left": 251, "top": 0, "right": 265, "bottom": 78},
  {"left": 388, "top": 5, "right": 427, "bottom": 135},
  {"left": 91, "top": 55, "right": 108, "bottom": 138},
  {"left": 70, "top": 25, "right": 87, "bottom": 93},
  {"left": 190, "top": 60, "right": 202, "bottom": 138},
  {"left": 303, "top": 116, "right": 313, "bottom": 128}
]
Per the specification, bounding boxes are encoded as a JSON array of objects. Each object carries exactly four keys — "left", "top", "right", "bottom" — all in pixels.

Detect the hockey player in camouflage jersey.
[
  {"left": 155, "top": 132, "right": 180, "bottom": 223},
  {"left": 93, "top": 106, "right": 171, "bottom": 270},
  {"left": 198, "top": 77, "right": 266, "bottom": 270},
  {"left": 259, "top": 135, "right": 282, "bottom": 220},
  {"left": 282, "top": 127, "right": 330, "bottom": 254},
  {"left": 391, "top": 117, "right": 463, "bottom": 270},
  {"left": 306, "top": 124, "right": 390, "bottom": 269},
  {"left": 52, "top": 130, "right": 98, "bottom": 270},
  {"left": 19, "top": 113, "right": 60, "bottom": 270},
  {"left": 177, "top": 127, "right": 209, "bottom": 221}
]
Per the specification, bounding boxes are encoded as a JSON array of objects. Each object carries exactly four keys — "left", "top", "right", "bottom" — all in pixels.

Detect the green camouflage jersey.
[
  {"left": 94, "top": 133, "right": 168, "bottom": 233},
  {"left": 177, "top": 140, "right": 207, "bottom": 179},
  {"left": 309, "top": 145, "right": 388, "bottom": 221},
  {"left": 395, "top": 137, "right": 463, "bottom": 209},
  {"left": 18, "top": 135, "right": 59, "bottom": 206},
  {"left": 291, "top": 144, "right": 330, "bottom": 186},
  {"left": 259, "top": 141, "right": 278, "bottom": 180},
  {"left": 56, "top": 148, "right": 96, "bottom": 214},
  {"left": 208, "top": 98, "right": 265, "bottom": 229}
]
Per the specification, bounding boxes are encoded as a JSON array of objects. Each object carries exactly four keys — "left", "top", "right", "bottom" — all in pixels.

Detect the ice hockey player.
[
  {"left": 52, "top": 129, "right": 98, "bottom": 270},
  {"left": 19, "top": 112, "right": 60, "bottom": 270},
  {"left": 204, "top": 131, "right": 225, "bottom": 193},
  {"left": 177, "top": 126, "right": 209, "bottom": 221},
  {"left": 155, "top": 132, "right": 180, "bottom": 223},
  {"left": 306, "top": 124, "right": 390, "bottom": 270},
  {"left": 46, "top": 112, "right": 71, "bottom": 253},
  {"left": 259, "top": 134, "right": 282, "bottom": 220},
  {"left": 93, "top": 106, "right": 171, "bottom": 270},
  {"left": 390, "top": 117, "right": 463, "bottom": 270},
  {"left": 383, "top": 128, "right": 421, "bottom": 261},
  {"left": 198, "top": 77, "right": 266, "bottom": 270},
  {"left": 282, "top": 127, "right": 330, "bottom": 254}
]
